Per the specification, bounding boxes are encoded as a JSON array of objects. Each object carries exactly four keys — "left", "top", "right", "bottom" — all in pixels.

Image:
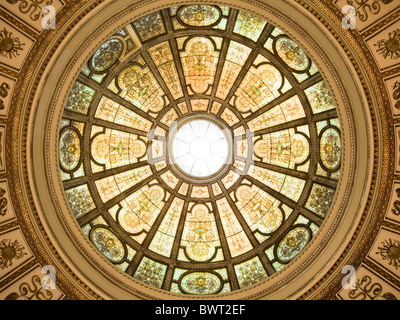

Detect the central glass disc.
[
  {"left": 171, "top": 119, "right": 229, "bottom": 178},
  {"left": 190, "top": 138, "right": 211, "bottom": 160}
]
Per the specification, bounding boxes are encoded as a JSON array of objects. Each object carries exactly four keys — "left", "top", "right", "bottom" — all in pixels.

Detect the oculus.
[{"left": 169, "top": 117, "right": 232, "bottom": 181}]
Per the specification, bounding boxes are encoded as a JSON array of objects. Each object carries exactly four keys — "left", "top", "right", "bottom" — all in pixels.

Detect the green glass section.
[
  {"left": 133, "top": 257, "right": 167, "bottom": 289},
  {"left": 65, "top": 81, "right": 95, "bottom": 114}
]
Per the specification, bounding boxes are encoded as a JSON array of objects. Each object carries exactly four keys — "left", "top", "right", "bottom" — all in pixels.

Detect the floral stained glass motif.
[
  {"left": 253, "top": 128, "right": 309, "bottom": 169},
  {"left": 180, "top": 37, "right": 220, "bottom": 94},
  {"left": 233, "top": 63, "right": 282, "bottom": 113},
  {"left": 215, "top": 41, "right": 252, "bottom": 99},
  {"left": 217, "top": 198, "right": 253, "bottom": 257},
  {"left": 247, "top": 95, "right": 306, "bottom": 131},
  {"left": 190, "top": 99, "right": 209, "bottom": 112},
  {"left": 118, "top": 64, "right": 165, "bottom": 113},
  {"left": 59, "top": 128, "right": 81, "bottom": 171},
  {"left": 305, "top": 183, "right": 336, "bottom": 217},
  {"left": 95, "top": 96, "right": 153, "bottom": 132},
  {"left": 160, "top": 108, "right": 179, "bottom": 127},
  {"left": 275, "top": 37, "right": 309, "bottom": 71},
  {"left": 277, "top": 227, "right": 311, "bottom": 262},
  {"left": 148, "top": 41, "right": 184, "bottom": 99},
  {"left": 305, "top": 80, "right": 336, "bottom": 114},
  {"left": 221, "top": 108, "right": 240, "bottom": 126},
  {"left": 235, "top": 185, "right": 284, "bottom": 235},
  {"left": 148, "top": 198, "right": 184, "bottom": 257},
  {"left": 221, "top": 170, "right": 240, "bottom": 190},
  {"left": 178, "top": 5, "right": 221, "bottom": 27},
  {"left": 90, "top": 227, "right": 125, "bottom": 263},
  {"left": 95, "top": 166, "right": 152, "bottom": 203},
  {"left": 160, "top": 171, "right": 179, "bottom": 190},
  {"left": 249, "top": 166, "right": 306, "bottom": 201},
  {"left": 233, "top": 11, "right": 268, "bottom": 42},
  {"left": 320, "top": 128, "right": 341, "bottom": 170},
  {"left": 180, "top": 204, "right": 221, "bottom": 261},
  {"left": 180, "top": 272, "right": 222, "bottom": 294},
  {"left": 90, "top": 38, "right": 124, "bottom": 72},
  {"left": 191, "top": 186, "right": 210, "bottom": 199},
  {"left": 91, "top": 129, "right": 147, "bottom": 169},
  {"left": 117, "top": 185, "right": 165, "bottom": 236}
]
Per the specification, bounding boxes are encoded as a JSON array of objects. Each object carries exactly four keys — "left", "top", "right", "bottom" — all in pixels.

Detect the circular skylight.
[{"left": 171, "top": 119, "right": 230, "bottom": 178}]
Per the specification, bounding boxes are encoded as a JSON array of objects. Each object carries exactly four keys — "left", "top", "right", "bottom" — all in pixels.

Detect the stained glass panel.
[
  {"left": 95, "top": 166, "right": 152, "bottom": 202},
  {"left": 234, "top": 63, "right": 282, "bottom": 113},
  {"left": 180, "top": 272, "right": 222, "bottom": 294},
  {"left": 180, "top": 37, "right": 220, "bottom": 94},
  {"left": 234, "top": 256, "right": 268, "bottom": 288},
  {"left": 305, "top": 183, "right": 336, "bottom": 217},
  {"left": 60, "top": 6, "right": 341, "bottom": 295},
  {"left": 215, "top": 41, "right": 252, "bottom": 99},
  {"left": 179, "top": 5, "right": 220, "bottom": 27},
  {"left": 148, "top": 198, "right": 184, "bottom": 257},
  {"left": 253, "top": 128, "right": 309, "bottom": 169},
  {"left": 180, "top": 204, "right": 220, "bottom": 261},
  {"left": 277, "top": 227, "right": 311, "bottom": 262},
  {"left": 91, "top": 38, "right": 123, "bottom": 72},
  {"left": 65, "top": 184, "right": 96, "bottom": 218},
  {"left": 90, "top": 227, "right": 125, "bottom": 263},
  {"left": 118, "top": 185, "right": 165, "bottom": 234},
  {"left": 320, "top": 127, "right": 341, "bottom": 170},
  {"left": 95, "top": 96, "right": 153, "bottom": 132},
  {"left": 247, "top": 95, "right": 306, "bottom": 131},
  {"left": 59, "top": 128, "right": 81, "bottom": 172},
  {"left": 133, "top": 12, "right": 166, "bottom": 42},
  {"left": 148, "top": 41, "right": 184, "bottom": 99},
  {"left": 276, "top": 37, "right": 309, "bottom": 71},
  {"left": 91, "top": 128, "right": 146, "bottom": 169},
  {"left": 118, "top": 64, "right": 165, "bottom": 113},
  {"left": 217, "top": 198, "right": 253, "bottom": 257},
  {"left": 65, "top": 81, "right": 95, "bottom": 114},
  {"left": 235, "top": 185, "right": 284, "bottom": 235},
  {"left": 233, "top": 11, "right": 267, "bottom": 42},
  {"left": 133, "top": 257, "right": 167, "bottom": 288},
  {"left": 305, "top": 80, "right": 336, "bottom": 114}
]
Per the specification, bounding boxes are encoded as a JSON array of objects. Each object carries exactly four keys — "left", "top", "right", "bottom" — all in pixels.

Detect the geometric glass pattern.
[{"left": 59, "top": 5, "right": 341, "bottom": 295}]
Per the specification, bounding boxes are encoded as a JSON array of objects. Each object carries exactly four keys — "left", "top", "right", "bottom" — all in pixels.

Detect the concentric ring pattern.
[{"left": 59, "top": 5, "right": 341, "bottom": 295}]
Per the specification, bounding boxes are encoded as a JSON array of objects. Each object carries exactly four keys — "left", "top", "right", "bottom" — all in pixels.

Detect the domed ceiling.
[
  {"left": 59, "top": 5, "right": 341, "bottom": 294},
  {"left": 0, "top": 0, "right": 399, "bottom": 301}
]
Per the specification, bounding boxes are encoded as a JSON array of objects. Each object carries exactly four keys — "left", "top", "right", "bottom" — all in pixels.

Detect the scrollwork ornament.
[
  {"left": 5, "top": 275, "right": 53, "bottom": 300},
  {"left": 6, "top": 0, "right": 54, "bottom": 21},
  {"left": 348, "top": 275, "right": 397, "bottom": 300},
  {"left": 346, "top": 0, "right": 380, "bottom": 22},
  {"left": 393, "top": 81, "right": 400, "bottom": 110}
]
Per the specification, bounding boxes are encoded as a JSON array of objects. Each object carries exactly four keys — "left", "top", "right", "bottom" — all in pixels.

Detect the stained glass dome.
[{"left": 59, "top": 5, "right": 341, "bottom": 295}]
